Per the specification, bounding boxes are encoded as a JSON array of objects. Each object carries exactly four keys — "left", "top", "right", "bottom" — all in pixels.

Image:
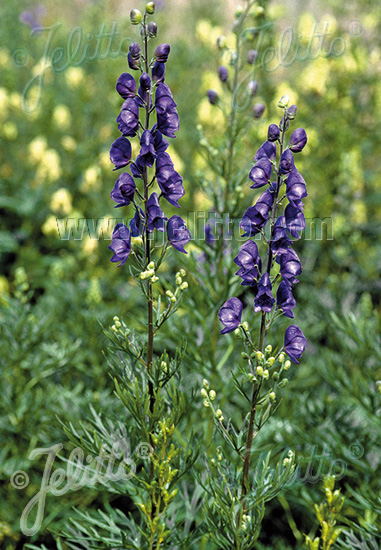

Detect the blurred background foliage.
[{"left": 0, "top": 0, "right": 380, "bottom": 548}]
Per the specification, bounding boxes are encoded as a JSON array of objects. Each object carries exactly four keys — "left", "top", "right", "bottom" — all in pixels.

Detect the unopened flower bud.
[
  {"left": 247, "top": 80, "right": 258, "bottom": 97},
  {"left": 279, "top": 378, "right": 289, "bottom": 387},
  {"left": 203, "top": 400, "right": 209, "bottom": 407},
  {"left": 279, "top": 353, "right": 285, "bottom": 362},
  {"left": 241, "top": 352, "right": 249, "bottom": 359},
  {"left": 263, "top": 369, "right": 269, "bottom": 379},
  {"left": 217, "top": 35, "right": 226, "bottom": 49},
  {"left": 209, "top": 390, "right": 216, "bottom": 400},
  {"left": 216, "top": 409, "right": 223, "bottom": 420},
  {"left": 253, "top": 102, "right": 265, "bottom": 118},
  {"left": 145, "top": 2, "right": 155, "bottom": 14},
  {"left": 166, "top": 290, "right": 173, "bottom": 297},
  {"left": 112, "top": 325, "right": 118, "bottom": 332},
  {"left": 256, "top": 351, "right": 264, "bottom": 360},
  {"left": 267, "top": 123, "right": 280, "bottom": 142},
  {"left": 242, "top": 321, "right": 249, "bottom": 331},
  {"left": 269, "top": 391, "right": 276, "bottom": 401},
  {"left": 256, "top": 366, "right": 263, "bottom": 376},
  {"left": 170, "top": 296, "right": 176, "bottom": 303},
  {"left": 218, "top": 65, "right": 229, "bottom": 83},
  {"left": 265, "top": 344, "right": 272, "bottom": 353},
  {"left": 161, "top": 361, "right": 167, "bottom": 369},
  {"left": 130, "top": 9, "right": 143, "bottom": 25},
  {"left": 284, "top": 360, "right": 291, "bottom": 370},
  {"left": 268, "top": 357, "right": 275, "bottom": 366},
  {"left": 176, "top": 277, "right": 182, "bottom": 285},
  {"left": 277, "top": 95, "right": 289, "bottom": 109},
  {"left": 207, "top": 89, "right": 219, "bottom": 105},
  {"left": 179, "top": 268, "right": 186, "bottom": 277},
  {"left": 154, "top": 43, "right": 170, "bottom": 63},
  {"left": 147, "top": 21, "right": 157, "bottom": 37},
  {"left": 180, "top": 282, "right": 188, "bottom": 290},
  {"left": 247, "top": 49, "right": 258, "bottom": 64},
  {"left": 201, "top": 388, "right": 208, "bottom": 398},
  {"left": 287, "top": 104, "right": 297, "bottom": 119},
  {"left": 235, "top": 5, "right": 243, "bottom": 18},
  {"left": 272, "top": 371, "right": 279, "bottom": 381},
  {"left": 151, "top": 276, "right": 159, "bottom": 283},
  {"left": 203, "top": 379, "right": 209, "bottom": 389}
]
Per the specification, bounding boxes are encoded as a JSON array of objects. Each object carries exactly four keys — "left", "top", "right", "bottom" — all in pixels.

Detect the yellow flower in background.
[
  {"left": 28, "top": 136, "right": 48, "bottom": 163},
  {"left": 53, "top": 105, "right": 71, "bottom": 130},
  {"left": 42, "top": 215, "right": 59, "bottom": 236},
  {"left": 61, "top": 135, "right": 77, "bottom": 152},
  {"left": 36, "top": 149, "right": 62, "bottom": 183},
  {"left": 81, "top": 166, "right": 102, "bottom": 193},
  {"left": 65, "top": 67, "right": 85, "bottom": 89},
  {"left": 300, "top": 57, "right": 330, "bottom": 95},
  {"left": 2, "top": 121, "right": 18, "bottom": 140},
  {"left": 50, "top": 188, "right": 73, "bottom": 215},
  {"left": 195, "top": 20, "right": 223, "bottom": 47}
]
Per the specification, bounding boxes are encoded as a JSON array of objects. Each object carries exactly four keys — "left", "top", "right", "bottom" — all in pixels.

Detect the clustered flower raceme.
[
  {"left": 108, "top": 6, "right": 191, "bottom": 266},
  {"left": 219, "top": 97, "right": 307, "bottom": 363}
]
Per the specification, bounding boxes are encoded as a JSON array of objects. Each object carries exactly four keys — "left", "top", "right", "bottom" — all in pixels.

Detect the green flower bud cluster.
[
  {"left": 201, "top": 382, "right": 224, "bottom": 421},
  {"left": 140, "top": 260, "right": 159, "bottom": 282}
]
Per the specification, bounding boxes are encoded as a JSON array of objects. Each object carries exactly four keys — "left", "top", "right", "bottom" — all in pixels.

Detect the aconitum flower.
[
  {"left": 116, "top": 98, "right": 139, "bottom": 136},
  {"left": 116, "top": 73, "right": 137, "bottom": 99},
  {"left": 140, "top": 72, "right": 151, "bottom": 91},
  {"left": 130, "top": 155, "right": 145, "bottom": 179},
  {"left": 139, "top": 130, "right": 156, "bottom": 167},
  {"left": 267, "top": 124, "right": 280, "bottom": 142},
  {"left": 218, "top": 66, "right": 229, "bottom": 82},
  {"left": 270, "top": 216, "right": 293, "bottom": 256},
  {"left": 254, "top": 141, "right": 276, "bottom": 162},
  {"left": 254, "top": 273, "right": 275, "bottom": 313},
  {"left": 240, "top": 188, "right": 274, "bottom": 237},
  {"left": 280, "top": 149, "right": 295, "bottom": 174},
  {"left": 152, "top": 61, "right": 165, "bottom": 83},
  {"left": 154, "top": 43, "right": 170, "bottom": 63},
  {"left": 129, "top": 208, "right": 145, "bottom": 237},
  {"left": 207, "top": 90, "right": 219, "bottom": 105},
  {"left": 287, "top": 104, "right": 297, "bottom": 119},
  {"left": 234, "top": 240, "right": 262, "bottom": 286},
  {"left": 289, "top": 128, "right": 307, "bottom": 152},
  {"left": 153, "top": 126, "right": 169, "bottom": 153},
  {"left": 276, "top": 281, "right": 296, "bottom": 318},
  {"left": 156, "top": 152, "right": 185, "bottom": 207},
  {"left": 110, "top": 173, "right": 136, "bottom": 207},
  {"left": 278, "top": 249, "right": 302, "bottom": 284},
  {"left": 108, "top": 223, "right": 131, "bottom": 266},
  {"left": 147, "top": 192, "right": 167, "bottom": 232},
  {"left": 219, "top": 297, "right": 243, "bottom": 334},
  {"left": 286, "top": 168, "right": 308, "bottom": 205},
  {"left": 253, "top": 103, "right": 265, "bottom": 118},
  {"left": 247, "top": 49, "right": 258, "bottom": 64},
  {"left": 284, "top": 324, "right": 306, "bottom": 363},
  {"left": 167, "top": 215, "right": 191, "bottom": 253},
  {"left": 155, "top": 84, "right": 180, "bottom": 138},
  {"left": 285, "top": 203, "right": 306, "bottom": 239},
  {"left": 128, "top": 42, "right": 141, "bottom": 70},
  {"left": 110, "top": 137, "right": 132, "bottom": 170},
  {"left": 249, "top": 158, "right": 272, "bottom": 188}
]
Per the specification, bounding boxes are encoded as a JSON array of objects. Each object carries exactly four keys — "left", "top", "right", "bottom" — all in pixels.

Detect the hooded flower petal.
[
  {"left": 116, "top": 98, "right": 140, "bottom": 136},
  {"left": 155, "top": 84, "right": 179, "bottom": 138},
  {"left": 286, "top": 168, "right": 308, "bottom": 206},
  {"left": 156, "top": 152, "right": 185, "bottom": 207},
  {"left": 280, "top": 149, "right": 295, "bottom": 174},
  {"left": 219, "top": 297, "right": 243, "bottom": 334},
  {"left": 284, "top": 324, "right": 306, "bottom": 363},
  {"left": 139, "top": 130, "right": 156, "bottom": 167},
  {"left": 254, "top": 141, "right": 277, "bottom": 162},
  {"left": 147, "top": 192, "right": 167, "bottom": 232},
  {"left": 249, "top": 158, "right": 272, "bottom": 188},
  {"left": 276, "top": 280, "right": 296, "bottom": 318},
  {"left": 289, "top": 128, "right": 307, "bottom": 152},
  {"left": 234, "top": 240, "right": 262, "bottom": 286},
  {"left": 108, "top": 223, "right": 131, "bottom": 266},
  {"left": 254, "top": 273, "right": 275, "bottom": 313},
  {"left": 278, "top": 248, "right": 302, "bottom": 284},
  {"left": 110, "top": 172, "right": 136, "bottom": 207},
  {"left": 167, "top": 215, "right": 191, "bottom": 253},
  {"left": 110, "top": 137, "right": 132, "bottom": 170},
  {"left": 116, "top": 73, "right": 137, "bottom": 99}
]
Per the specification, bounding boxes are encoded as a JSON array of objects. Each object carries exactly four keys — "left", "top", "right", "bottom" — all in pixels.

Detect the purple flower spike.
[
  {"left": 139, "top": 130, "right": 156, "bottom": 167},
  {"left": 280, "top": 149, "right": 295, "bottom": 174},
  {"left": 249, "top": 158, "right": 272, "bottom": 188},
  {"left": 152, "top": 62, "right": 165, "bottom": 84},
  {"left": 240, "top": 188, "right": 274, "bottom": 237},
  {"left": 147, "top": 192, "right": 167, "bottom": 232},
  {"left": 270, "top": 216, "right": 293, "bottom": 256},
  {"left": 267, "top": 124, "right": 280, "bottom": 142},
  {"left": 278, "top": 249, "right": 302, "bottom": 285},
  {"left": 289, "top": 128, "right": 307, "bottom": 153},
  {"left": 110, "top": 137, "right": 132, "bottom": 170},
  {"left": 234, "top": 240, "right": 262, "bottom": 286},
  {"left": 108, "top": 223, "right": 131, "bottom": 267},
  {"left": 156, "top": 152, "right": 185, "bottom": 207},
  {"left": 254, "top": 273, "right": 275, "bottom": 313},
  {"left": 155, "top": 84, "right": 180, "bottom": 138},
  {"left": 116, "top": 98, "right": 139, "bottom": 137},
  {"left": 276, "top": 280, "right": 296, "bottom": 319},
  {"left": 286, "top": 168, "right": 308, "bottom": 206},
  {"left": 284, "top": 325, "right": 306, "bottom": 363},
  {"left": 285, "top": 203, "right": 306, "bottom": 239},
  {"left": 167, "top": 215, "right": 191, "bottom": 253},
  {"left": 116, "top": 73, "right": 137, "bottom": 99},
  {"left": 110, "top": 173, "right": 136, "bottom": 207},
  {"left": 219, "top": 297, "right": 243, "bottom": 334},
  {"left": 154, "top": 43, "right": 170, "bottom": 63},
  {"left": 254, "top": 141, "right": 277, "bottom": 162}
]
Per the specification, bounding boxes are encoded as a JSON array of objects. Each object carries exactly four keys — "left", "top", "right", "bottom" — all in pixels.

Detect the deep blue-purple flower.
[
  {"left": 108, "top": 223, "right": 131, "bottom": 266},
  {"left": 278, "top": 248, "right": 302, "bottom": 284},
  {"left": 207, "top": 90, "right": 219, "bottom": 105},
  {"left": 218, "top": 66, "right": 229, "bottom": 82},
  {"left": 156, "top": 152, "right": 185, "bottom": 207},
  {"left": 138, "top": 130, "right": 156, "bottom": 167},
  {"left": 253, "top": 103, "right": 265, "bottom": 118},
  {"left": 110, "top": 137, "right": 132, "bottom": 170},
  {"left": 267, "top": 124, "right": 280, "bottom": 142},
  {"left": 249, "top": 158, "right": 272, "bottom": 188},
  {"left": 286, "top": 168, "right": 308, "bottom": 206},
  {"left": 219, "top": 297, "right": 243, "bottom": 334},
  {"left": 110, "top": 173, "right": 136, "bottom": 207},
  {"left": 154, "top": 43, "right": 170, "bottom": 63},
  {"left": 276, "top": 280, "right": 296, "bottom": 319},
  {"left": 116, "top": 73, "right": 137, "bottom": 99},
  {"left": 130, "top": 155, "right": 145, "bottom": 179},
  {"left": 285, "top": 203, "right": 306, "bottom": 239},
  {"left": 240, "top": 188, "right": 274, "bottom": 237},
  {"left": 129, "top": 208, "right": 145, "bottom": 237},
  {"left": 153, "top": 126, "right": 169, "bottom": 154},
  {"left": 140, "top": 72, "right": 151, "bottom": 91},
  {"left": 280, "top": 149, "right": 295, "bottom": 174},
  {"left": 116, "top": 98, "right": 139, "bottom": 136},
  {"left": 167, "top": 215, "right": 191, "bottom": 254},
  {"left": 254, "top": 273, "right": 275, "bottom": 313},
  {"left": 155, "top": 84, "right": 179, "bottom": 138},
  {"left": 289, "top": 128, "right": 307, "bottom": 152},
  {"left": 128, "top": 42, "right": 141, "bottom": 70},
  {"left": 234, "top": 240, "right": 262, "bottom": 286},
  {"left": 270, "top": 216, "right": 293, "bottom": 256},
  {"left": 205, "top": 224, "right": 215, "bottom": 245},
  {"left": 284, "top": 324, "right": 306, "bottom": 363},
  {"left": 152, "top": 61, "right": 165, "bottom": 84},
  {"left": 254, "top": 141, "right": 276, "bottom": 162},
  {"left": 147, "top": 192, "right": 167, "bottom": 232}
]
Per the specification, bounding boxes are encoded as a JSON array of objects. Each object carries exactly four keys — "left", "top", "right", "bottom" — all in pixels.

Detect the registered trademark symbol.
[{"left": 348, "top": 20, "right": 363, "bottom": 36}]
